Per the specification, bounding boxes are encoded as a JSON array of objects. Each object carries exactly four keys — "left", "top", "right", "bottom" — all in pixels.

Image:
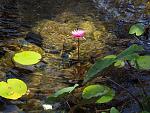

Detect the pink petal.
[{"left": 71, "top": 29, "right": 85, "bottom": 39}]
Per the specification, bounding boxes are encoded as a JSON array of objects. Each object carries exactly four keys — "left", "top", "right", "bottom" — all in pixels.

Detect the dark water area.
[{"left": 0, "top": 0, "right": 150, "bottom": 113}]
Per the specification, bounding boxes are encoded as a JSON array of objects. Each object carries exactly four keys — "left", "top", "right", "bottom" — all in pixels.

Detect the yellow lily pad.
[
  {"left": 13, "top": 51, "right": 42, "bottom": 65},
  {"left": 0, "top": 79, "right": 27, "bottom": 100}
]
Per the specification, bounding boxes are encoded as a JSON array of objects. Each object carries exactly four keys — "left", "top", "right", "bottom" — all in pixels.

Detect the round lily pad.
[
  {"left": 13, "top": 51, "right": 42, "bottom": 65},
  {"left": 110, "top": 107, "right": 120, "bottom": 113},
  {"left": 0, "top": 79, "right": 27, "bottom": 100},
  {"left": 136, "top": 56, "right": 150, "bottom": 70},
  {"left": 82, "top": 85, "right": 110, "bottom": 99},
  {"left": 129, "top": 23, "right": 144, "bottom": 36}
]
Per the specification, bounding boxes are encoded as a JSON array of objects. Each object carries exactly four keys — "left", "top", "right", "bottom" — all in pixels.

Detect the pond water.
[{"left": 0, "top": 0, "right": 150, "bottom": 113}]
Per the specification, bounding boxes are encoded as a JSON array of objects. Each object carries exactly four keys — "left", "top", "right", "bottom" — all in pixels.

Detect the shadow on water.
[{"left": 0, "top": 0, "right": 150, "bottom": 113}]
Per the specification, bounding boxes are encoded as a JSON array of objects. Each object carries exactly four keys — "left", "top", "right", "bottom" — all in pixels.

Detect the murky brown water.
[{"left": 0, "top": 0, "right": 150, "bottom": 113}]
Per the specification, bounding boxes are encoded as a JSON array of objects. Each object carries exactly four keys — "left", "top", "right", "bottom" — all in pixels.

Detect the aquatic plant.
[
  {"left": 0, "top": 79, "right": 27, "bottom": 100},
  {"left": 46, "top": 83, "right": 115, "bottom": 112},
  {"left": 82, "top": 84, "right": 115, "bottom": 104},
  {"left": 37, "top": 26, "right": 149, "bottom": 112},
  {"left": 0, "top": 51, "right": 41, "bottom": 100},
  {"left": 45, "top": 43, "right": 150, "bottom": 112},
  {"left": 71, "top": 29, "right": 85, "bottom": 61},
  {"left": 83, "top": 44, "right": 143, "bottom": 83},
  {"left": 82, "top": 44, "right": 150, "bottom": 112},
  {"left": 13, "top": 51, "right": 42, "bottom": 65}
]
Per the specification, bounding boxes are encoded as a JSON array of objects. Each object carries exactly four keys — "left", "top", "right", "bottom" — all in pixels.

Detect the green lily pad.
[
  {"left": 82, "top": 85, "right": 110, "bottom": 99},
  {"left": 129, "top": 23, "right": 145, "bottom": 36},
  {"left": 96, "top": 89, "right": 115, "bottom": 103},
  {"left": 136, "top": 56, "right": 150, "bottom": 70},
  {"left": 0, "top": 79, "right": 27, "bottom": 100},
  {"left": 110, "top": 107, "right": 120, "bottom": 113},
  {"left": 13, "top": 51, "right": 42, "bottom": 65}
]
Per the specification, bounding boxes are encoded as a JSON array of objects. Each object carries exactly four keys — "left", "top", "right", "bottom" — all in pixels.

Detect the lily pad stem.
[
  {"left": 78, "top": 38, "right": 80, "bottom": 62},
  {"left": 77, "top": 38, "right": 80, "bottom": 79}
]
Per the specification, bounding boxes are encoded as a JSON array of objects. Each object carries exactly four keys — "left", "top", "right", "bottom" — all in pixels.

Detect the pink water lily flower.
[{"left": 71, "top": 29, "right": 85, "bottom": 39}]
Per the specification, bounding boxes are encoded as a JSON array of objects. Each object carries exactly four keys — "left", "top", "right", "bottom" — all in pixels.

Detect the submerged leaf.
[
  {"left": 129, "top": 23, "right": 145, "bottom": 36},
  {"left": 13, "top": 51, "right": 42, "bottom": 65}
]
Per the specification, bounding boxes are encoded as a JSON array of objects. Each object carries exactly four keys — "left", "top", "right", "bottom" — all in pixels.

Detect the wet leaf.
[
  {"left": 47, "top": 84, "right": 79, "bottom": 103},
  {"left": 114, "top": 60, "right": 125, "bottom": 68},
  {"left": 110, "top": 107, "right": 120, "bottom": 113},
  {"left": 117, "top": 44, "right": 143, "bottom": 60},
  {"left": 82, "top": 85, "right": 110, "bottom": 99},
  {"left": 96, "top": 89, "right": 115, "bottom": 104},
  {"left": 0, "top": 79, "right": 27, "bottom": 100},
  {"left": 13, "top": 51, "right": 42, "bottom": 65},
  {"left": 83, "top": 44, "right": 143, "bottom": 83},
  {"left": 53, "top": 84, "right": 79, "bottom": 97},
  {"left": 136, "top": 56, "right": 150, "bottom": 70},
  {"left": 83, "top": 57, "right": 116, "bottom": 83},
  {"left": 129, "top": 23, "right": 145, "bottom": 36}
]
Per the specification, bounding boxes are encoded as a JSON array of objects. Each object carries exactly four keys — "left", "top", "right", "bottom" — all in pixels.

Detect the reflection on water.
[{"left": 0, "top": 0, "right": 150, "bottom": 112}]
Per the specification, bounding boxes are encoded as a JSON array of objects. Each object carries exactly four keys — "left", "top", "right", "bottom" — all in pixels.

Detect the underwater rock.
[{"left": 25, "top": 32, "right": 43, "bottom": 47}]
